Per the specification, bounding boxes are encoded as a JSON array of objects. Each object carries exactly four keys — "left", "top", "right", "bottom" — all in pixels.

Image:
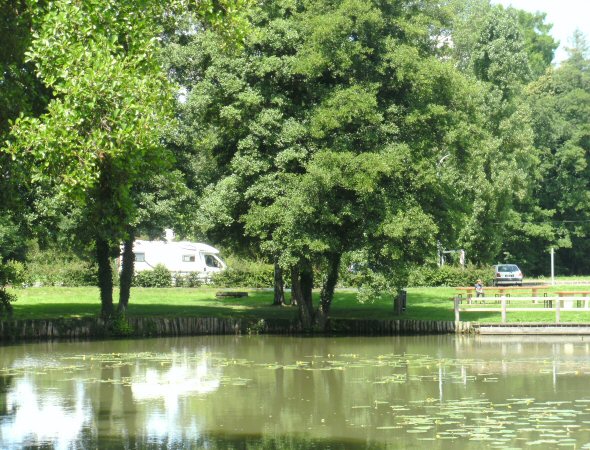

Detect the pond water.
[{"left": 2, "top": 335, "right": 590, "bottom": 449}]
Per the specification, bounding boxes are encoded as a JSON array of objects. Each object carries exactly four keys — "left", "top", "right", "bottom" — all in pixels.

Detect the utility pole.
[{"left": 550, "top": 247, "right": 555, "bottom": 286}]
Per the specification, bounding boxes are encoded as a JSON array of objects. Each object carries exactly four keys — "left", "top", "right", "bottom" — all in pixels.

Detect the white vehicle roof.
[{"left": 133, "top": 240, "right": 220, "bottom": 254}]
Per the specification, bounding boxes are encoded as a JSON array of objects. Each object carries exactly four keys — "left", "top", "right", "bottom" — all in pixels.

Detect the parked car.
[{"left": 493, "top": 264, "right": 523, "bottom": 286}]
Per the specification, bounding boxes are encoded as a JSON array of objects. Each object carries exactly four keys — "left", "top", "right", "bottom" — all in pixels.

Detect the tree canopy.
[
  {"left": 163, "top": 0, "right": 549, "bottom": 326},
  {"left": 5, "top": 0, "right": 176, "bottom": 316},
  {"left": 3, "top": 0, "right": 590, "bottom": 327}
]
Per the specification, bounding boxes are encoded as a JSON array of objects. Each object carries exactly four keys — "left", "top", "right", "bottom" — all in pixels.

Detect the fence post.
[
  {"left": 501, "top": 296, "right": 507, "bottom": 323},
  {"left": 394, "top": 290, "right": 407, "bottom": 315},
  {"left": 454, "top": 297, "right": 460, "bottom": 322},
  {"left": 556, "top": 296, "right": 560, "bottom": 323}
]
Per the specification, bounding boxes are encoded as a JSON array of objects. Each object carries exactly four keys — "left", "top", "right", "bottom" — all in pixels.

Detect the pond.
[{"left": 1, "top": 334, "right": 590, "bottom": 449}]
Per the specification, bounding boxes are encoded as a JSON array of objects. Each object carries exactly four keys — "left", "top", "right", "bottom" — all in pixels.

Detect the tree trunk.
[
  {"left": 96, "top": 237, "right": 114, "bottom": 318},
  {"left": 118, "top": 234, "right": 135, "bottom": 313},
  {"left": 290, "top": 267, "right": 299, "bottom": 306},
  {"left": 301, "top": 264, "right": 314, "bottom": 309},
  {"left": 293, "top": 262, "right": 314, "bottom": 329},
  {"left": 316, "top": 253, "right": 341, "bottom": 329},
  {"left": 272, "top": 260, "right": 285, "bottom": 306}
]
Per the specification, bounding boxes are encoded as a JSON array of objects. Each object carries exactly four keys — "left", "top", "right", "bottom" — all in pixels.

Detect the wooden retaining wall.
[{"left": 0, "top": 317, "right": 466, "bottom": 341}]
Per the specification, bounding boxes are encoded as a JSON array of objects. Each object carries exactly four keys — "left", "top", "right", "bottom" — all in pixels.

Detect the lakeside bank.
[
  {"left": 5, "top": 316, "right": 590, "bottom": 341},
  {"left": 0, "top": 317, "right": 461, "bottom": 341}
]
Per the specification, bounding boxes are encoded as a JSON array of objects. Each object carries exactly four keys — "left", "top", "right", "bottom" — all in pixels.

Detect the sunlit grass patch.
[{"left": 7, "top": 281, "right": 590, "bottom": 323}]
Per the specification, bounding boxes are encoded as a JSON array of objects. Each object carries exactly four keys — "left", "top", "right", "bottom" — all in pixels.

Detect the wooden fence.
[{"left": 454, "top": 295, "right": 590, "bottom": 323}]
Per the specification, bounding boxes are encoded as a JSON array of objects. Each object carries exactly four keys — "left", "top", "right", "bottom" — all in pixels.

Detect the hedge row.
[
  {"left": 131, "top": 264, "right": 275, "bottom": 288},
  {"left": 407, "top": 265, "right": 494, "bottom": 287},
  {"left": 22, "top": 248, "right": 493, "bottom": 289},
  {"left": 21, "top": 244, "right": 99, "bottom": 286}
]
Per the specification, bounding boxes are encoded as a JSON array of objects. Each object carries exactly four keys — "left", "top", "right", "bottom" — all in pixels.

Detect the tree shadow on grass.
[
  {"left": 12, "top": 303, "right": 101, "bottom": 320},
  {"left": 11, "top": 302, "right": 300, "bottom": 321},
  {"left": 11, "top": 288, "right": 508, "bottom": 323},
  {"left": 128, "top": 303, "right": 299, "bottom": 320}
]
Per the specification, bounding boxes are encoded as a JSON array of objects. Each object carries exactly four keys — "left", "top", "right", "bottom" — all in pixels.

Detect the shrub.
[
  {"left": 1, "top": 260, "right": 26, "bottom": 286},
  {"left": 407, "top": 264, "right": 494, "bottom": 287},
  {"left": 60, "top": 266, "right": 98, "bottom": 286},
  {"left": 210, "top": 258, "right": 274, "bottom": 288},
  {"left": 109, "top": 313, "right": 134, "bottom": 337},
  {"left": 25, "top": 244, "right": 97, "bottom": 286},
  {"left": 174, "top": 272, "right": 202, "bottom": 288},
  {"left": 132, "top": 264, "right": 172, "bottom": 288},
  {"left": 211, "top": 267, "right": 274, "bottom": 288},
  {"left": 0, "top": 260, "right": 26, "bottom": 315}
]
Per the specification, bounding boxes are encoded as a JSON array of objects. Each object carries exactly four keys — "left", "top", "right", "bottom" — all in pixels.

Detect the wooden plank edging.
[{"left": 0, "top": 317, "right": 464, "bottom": 341}]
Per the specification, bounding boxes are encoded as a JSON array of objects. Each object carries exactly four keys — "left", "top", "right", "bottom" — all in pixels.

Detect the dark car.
[{"left": 493, "top": 264, "right": 523, "bottom": 286}]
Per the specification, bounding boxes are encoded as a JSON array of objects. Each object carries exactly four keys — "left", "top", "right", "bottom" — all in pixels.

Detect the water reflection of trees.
[
  {"left": 1, "top": 375, "right": 91, "bottom": 448},
  {"left": 0, "top": 340, "right": 223, "bottom": 448},
  {"left": 2, "top": 335, "right": 590, "bottom": 447}
]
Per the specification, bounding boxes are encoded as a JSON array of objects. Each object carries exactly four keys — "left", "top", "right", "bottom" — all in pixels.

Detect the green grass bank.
[{"left": 6, "top": 283, "right": 590, "bottom": 324}]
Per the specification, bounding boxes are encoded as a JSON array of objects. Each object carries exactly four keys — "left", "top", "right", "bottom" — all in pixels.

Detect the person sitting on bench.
[{"left": 475, "top": 279, "right": 484, "bottom": 298}]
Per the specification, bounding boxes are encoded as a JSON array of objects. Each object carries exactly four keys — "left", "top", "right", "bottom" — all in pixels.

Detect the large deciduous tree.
[
  {"left": 0, "top": 0, "right": 51, "bottom": 314},
  {"left": 450, "top": 2, "right": 556, "bottom": 267},
  {"left": 166, "top": 0, "right": 498, "bottom": 328},
  {"left": 5, "top": 0, "right": 175, "bottom": 317},
  {"left": 3, "top": 0, "right": 253, "bottom": 317},
  {"left": 526, "top": 32, "right": 590, "bottom": 274}
]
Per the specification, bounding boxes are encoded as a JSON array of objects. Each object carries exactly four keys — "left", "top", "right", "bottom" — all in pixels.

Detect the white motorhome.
[{"left": 129, "top": 230, "right": 226, "bottom": 279}]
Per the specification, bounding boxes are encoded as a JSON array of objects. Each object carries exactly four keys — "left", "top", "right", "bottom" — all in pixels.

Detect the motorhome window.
[
  {"left": 134, "top": 253, "right": 145, "bottom": 262},
  {"left": 205, "top": 254, "right": 220, "bottom": 268},
  {"left": 182, "top": 255, "right": 195, "bottom": 262}
]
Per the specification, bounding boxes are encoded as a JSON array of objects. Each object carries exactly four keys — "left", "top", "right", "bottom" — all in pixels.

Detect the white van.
[{"left": 128, "top": 238, "right": 226, "bottom": 280}]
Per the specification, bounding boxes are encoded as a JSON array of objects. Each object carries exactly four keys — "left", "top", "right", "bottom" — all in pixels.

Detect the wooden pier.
[{"left": 473, "top": 323, "right": 590, "bottom": 335}]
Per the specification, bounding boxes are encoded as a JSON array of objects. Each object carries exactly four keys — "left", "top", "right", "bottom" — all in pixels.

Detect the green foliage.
[
  {"left": 523, "top": 33, "right": 590, "bottom": 274},
  {"left": 448, "top": 0, "right": 557, "bottom": 267},
  {"left": 0, "top": 260, "right": 26, "bottom": 287},
  {"left": 407, "top": 264, "right": 494, "bottom": 287},
  {"left": 448, "top": 0, "right": 554, "bottom": 264},
  {"left": 166, "top": 0, "right": 504, "bottom": 318},
  {"left": 132, "top": 265, "right": 173, "bottom": 288},
  {"left": 7, "top": 0, "right": 175, "bottom": 194},
  {"left": 108, "top": 312, "right": 134, "bottom": 337},
  {"left": 0, "top": 289, "right": 17, "bottom": 314},
  {"left": 512, "top": 8, "right": 558, "bottom": 78},
  {"left": 24, "top": 244, "right": 97, "bottom": 287},
  {"left": 471, "top": 6, "right": 532, "bottom": 94},
  {"left": 0, "top": 260, "right": 26, "bottom": 316},
  {"left": 0, "top": 0, "right": 51, "bottom": 138},
  {"left": 211, "top": 264, "right": 274, "bottom": 288},
  {"left": 0, "top": 216, "right": 27, "bottom": 262},
  {"left": 246, "top": 318, "right": 266, "bottom": 335},
  {"left": 174, "top": 272, "right": 203, "bottom": 288},
  {"left": 1, "top": 0, "right": 254, "bottom": 315},
  {"left": 452, "top": 1, "right": 557, "bottom": 84},
  {"left": 2, "top": 0, "right": 588, "bottom": 314},
  {"left": 2, "top": 0, "right": 181, "bottom": 315}
]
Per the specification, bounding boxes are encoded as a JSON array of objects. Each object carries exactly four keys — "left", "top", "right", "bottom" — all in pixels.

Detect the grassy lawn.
[
  {"left": 7, "top": 287, "right": 396, "bottom": 321},
  {"left": 6, "top": 282, "right": 590, "bottom": 323}
]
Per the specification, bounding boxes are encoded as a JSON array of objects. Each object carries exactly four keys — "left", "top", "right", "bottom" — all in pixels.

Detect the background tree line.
[{"left": 1, "top": 0, "right": 589, "bottom": 327}]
